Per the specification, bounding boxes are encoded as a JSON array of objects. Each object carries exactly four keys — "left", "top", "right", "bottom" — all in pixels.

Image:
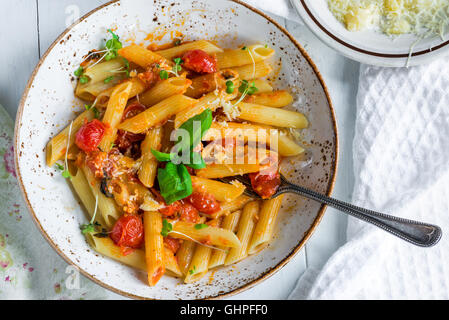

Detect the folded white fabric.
[
  {"left": 243, "top": 0, "right": 303, "bottom": 24},
  {"left": 289, "top": 58, "right": 449, "bottom": 299}
]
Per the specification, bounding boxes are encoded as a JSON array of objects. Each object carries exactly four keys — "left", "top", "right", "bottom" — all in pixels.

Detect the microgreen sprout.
[{"left": 80, "top": 195, "right": 100, "bottom": 234}]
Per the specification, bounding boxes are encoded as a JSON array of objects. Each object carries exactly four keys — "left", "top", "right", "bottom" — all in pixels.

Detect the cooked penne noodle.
[
  {"left": 169, "top": 221, "right": 241, "bottom": 248},
  {"left": 138, "top": 127, "right": 163, "bottom": 188},
  {"left": 75, "top": 77, "right": 125, "bottom": 102},
  {"left": 46, "top": 110, "right": 95, "bottom": 167},
  {"left": 195, "top": 164, "right": 261, "bottom": 179},
  {"left": 155, "top": 40, "right": 223, "bottom": 60},
  {"left": 96, "top": 77, "right": 147, "bottom": 108},
  {"left": 99, "top": 82, "right": 133, "bottom": 151},
  {"left": 216, "top": 44, "right": 275, "bottom": 69},
  {"left": 118, "top": 44, "right": 171, "bottom": 68},
  {"left": 209, "top": 210, "right": 242, "bottom": 268},
  {"left": 184, "top": 244, "right": 212, "bottom": 283},
  {"left": 138, "top": 76, "right": 192, "bottom": 107},
  {"left": 144, "top": 211, "right": 165, "bottom": 286},
  {"left": 277, "top": 131, "right": 305, "bottom": 156},
  {"left": 174, "top": 89, "right": 238, "bottom": 128},
  {"left": 177, "top": 240, "right": 196, "bottom": 276},
  {"left": 248, "top": 195, "right": 284, "bottom": 255},
  {"left": 68, "top": 164, "right": 106, "bottom": 227},
  {"left": 164, "top": 246, "right": 182, "bottom": 277},
  {"left": 232, "top": 61, "right": 273, "bottom": 80},
  {"left": 118, "top": 95, "right": 197, "bottom": 133},
  {"left": 191, "top": 176, "right": 245, "bottom": 202},
  {"left": 184, "top": 69, "right": 238, "bottom": 98},
  {"left": 210, "top": 195, "right": 252, "bottom": 219},
  {"left": 84, "top": 58, "right": 127, "bottom": 84},
  {"left": 81, "top": 165, "right": 121, "bottom": 228},
  {"left": 243, "top": 90, "right": 293, "bottom": 108},
  {"left": 225, "top": 201, "right": 259, "bottom": 265},
  {"left": 235, "top": 102, "right": 309, "bottom": 129},
  {"left": 86, "top": 235, "right": 147, "bottom": 271}
]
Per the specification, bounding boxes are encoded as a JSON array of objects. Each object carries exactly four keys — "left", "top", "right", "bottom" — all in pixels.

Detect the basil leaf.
[
  {"left": 177, "top": 108, "right": 212, "bottom": 153},
  {"left": 151, "top": 149, "right": 173, "bottom": 162},
  {"left": 157, "top": 163, "right": 192, "bottom": 204}
]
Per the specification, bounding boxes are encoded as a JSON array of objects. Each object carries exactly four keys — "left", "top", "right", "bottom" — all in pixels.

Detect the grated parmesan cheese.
[{"left": 328, "top": 0, "right": 449, "bottom": 38}]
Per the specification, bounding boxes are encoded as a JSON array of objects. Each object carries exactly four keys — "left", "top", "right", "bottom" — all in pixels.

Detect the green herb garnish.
[
  {"left": 238, "top": 80, "right": 258, "bottom": 95},
  {"left": 79, "top": 75, "right": 89, "bottom": 84},
  {"left": 225, "top": 80, "right": 235, "bottom": 94},
  {"left": 161, "top": 219, "right": 173, "bottom": 237},
  {"left": 194, "top": 223, "right": 208, "bottom": 230},
  {"left": 104, "top": 29, "right": 122, "bottom": 61},
  {"left": 242, "top": 46, "right": 247, "bottom": 50},
  {"left": 104, "top": 76, "right": 114, "bottom": 84},
  {"left": 74, "top": 66, "right": 84, "bottom": 77},
  {"left": 189, "top": 265, "right": 197, "bottom": 275},
  {"left": 157, "top": 162, "right": 192, "bottom": 204},
  {"left": 159, "top": 70, "right": 169, "bottom": 80}
]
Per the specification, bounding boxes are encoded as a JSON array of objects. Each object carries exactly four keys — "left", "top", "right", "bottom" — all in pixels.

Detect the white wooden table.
[{"left": 0, "top": 0, "right": 359, "bottom": 299}]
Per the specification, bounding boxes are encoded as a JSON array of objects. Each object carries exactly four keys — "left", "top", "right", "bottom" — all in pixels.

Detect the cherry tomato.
[
  {"left": 182, "top": 50, "right": 217, "bottom": 74},
  {"left": 186, "top": 191, "right": 220, "bottom": 214},
  {"left": 248, "top": 170, "right": 281, "bottom": 199},
  {"left": 164, "top": 237, "right": 181, "bottom": 254},
  {"left": 110, "top": 214, "right": 144, "bottom": 249},
  {"left": 179, "top": 202, "right": 200, "bottom": 223},
  {"left": 75, "top": 119, "right": 107, "bottom": 153}
]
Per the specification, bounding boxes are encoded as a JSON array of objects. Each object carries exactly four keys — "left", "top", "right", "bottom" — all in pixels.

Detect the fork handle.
[{"left": 278, "top": 182, "right": 442, "bottom": 247}]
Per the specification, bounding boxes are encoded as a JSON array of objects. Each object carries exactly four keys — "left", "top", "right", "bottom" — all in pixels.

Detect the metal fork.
[{"left": 218, "top": 174, "right": 442, "bottom": 247}]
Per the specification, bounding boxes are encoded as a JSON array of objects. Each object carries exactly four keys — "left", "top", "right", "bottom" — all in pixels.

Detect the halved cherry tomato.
[
  {"left": 248, "top": 170, "right": 281, "bottom": 199},
  {"left": 179, "top": 202, "right": 200, "bottom": 223},
  {"left": 110, "top": 214, "right": 144, "bottom": 249},
  {"left": 75, "top": 119, "right": 106, "bottom": 153},
  {"left": 122, "top": 102, "right": 147, "bottom": 120},
  {"left": 186, "top": 191, "right": 220, "bottom": 214},
  {"left": 164, "top": 237, "right": 181, "bottom": 254},
  {"left": 182, "top": 50, "right": 217, "bottom": 74},
  {"left": 115, "top": 103, "right": 147, "bottom": 157}
]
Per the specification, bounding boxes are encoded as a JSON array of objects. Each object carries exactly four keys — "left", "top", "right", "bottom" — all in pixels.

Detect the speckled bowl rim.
[{"left": 14, "top": 0, "right": 339, "bottom": 300}]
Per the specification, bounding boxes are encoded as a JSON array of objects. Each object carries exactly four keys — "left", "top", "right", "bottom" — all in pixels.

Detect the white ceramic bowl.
[
  {"left": 291, "top": 0, "right": 449, "bottom": 67},
  {"left": 15, "top": 0, "right": 337, "bottom": 299}
]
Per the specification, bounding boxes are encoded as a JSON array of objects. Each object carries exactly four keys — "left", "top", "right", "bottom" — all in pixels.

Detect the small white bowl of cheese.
[{"left": 291, "top": 0, "right": 449, "bottom": 67}]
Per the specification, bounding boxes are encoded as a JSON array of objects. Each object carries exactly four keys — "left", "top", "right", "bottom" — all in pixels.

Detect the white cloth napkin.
[{"left": 289, "top": 60, "right": 449, "bottom": 299}]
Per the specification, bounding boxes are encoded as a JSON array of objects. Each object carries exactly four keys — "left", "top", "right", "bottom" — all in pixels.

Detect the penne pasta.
[
  {"left": 138, "top": 76, "right": 192, "bottom": 107},
  {"left": 195, "top": 163, "right": 261, "bottom": 179},
  {"left": 210, "top": 195, "right": 252, "bottom": 219},
  {"left": 243, "top": 90, "right": 294, "bottom": 108},
  {"left": 68, "top": 164, "right": 106, "bottom": 227},
  {"left": 46, "top": 110, "right": 95, "bottom": 167},
  {"left": 138, "top": 127, "right": 163, "bottom": 188},
  {"left": 232, "top": 61, "right": 273, "bottom": 80},
  {"left": 225, "top": 201, "right": 260, "bottom": 265},
  {"left": 96, "top": 77, "right": 147, "bottom": 108},
  {"left": 118, "top": 95, "right": 197, "bottom": 133},
  {"left": 98, "top": 82, "right": 133, "bottom": 151},
  {"left": 174, "top": 89, "right": 237, "bottom": 128},
  {"left": 184, "top": 244, "right": 212, "bottom": 283},
  {"left": 81, "top": 165, "right": 122, "bottom": 228},
  {"left": 248, "top": 195, "right": 284, "bottom": 255},
  {"left": 86, "top": 235, "right": 147, "bottom": 271},
  {"left": 277, "top": 131, "right": 305, "bottom": 157},
  {"left": 164, "top": 246, "right": 183, "bottom": 277},
  {"left": 144, "top": 211, "right": 166, "bottom": 286},
  {"left": 176, "top": 240, "right": 196, "bottom": 276},
  {"left": 216, "top": 44, "right": 275, "bottom": 69},
  {"left": 209, "top": 210, "right": 242, "bottom": 268},
  {"left": 191, "top": 176, "right": 245, "bottom": 202},
  {"left": 118, "top": 44, "right": 171, "bottom": 68},
  {"left": 169, "top": 221, "right": 241, "bottom": 248},
  {"left": 184, "top": 69, "right": 238, "bottom": 99},
  {"left": 235, "top": 102, "right": 309, "bottom": 129},
  {"left": 155, "top": 40, "right": 223, "bottom": 60}
]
